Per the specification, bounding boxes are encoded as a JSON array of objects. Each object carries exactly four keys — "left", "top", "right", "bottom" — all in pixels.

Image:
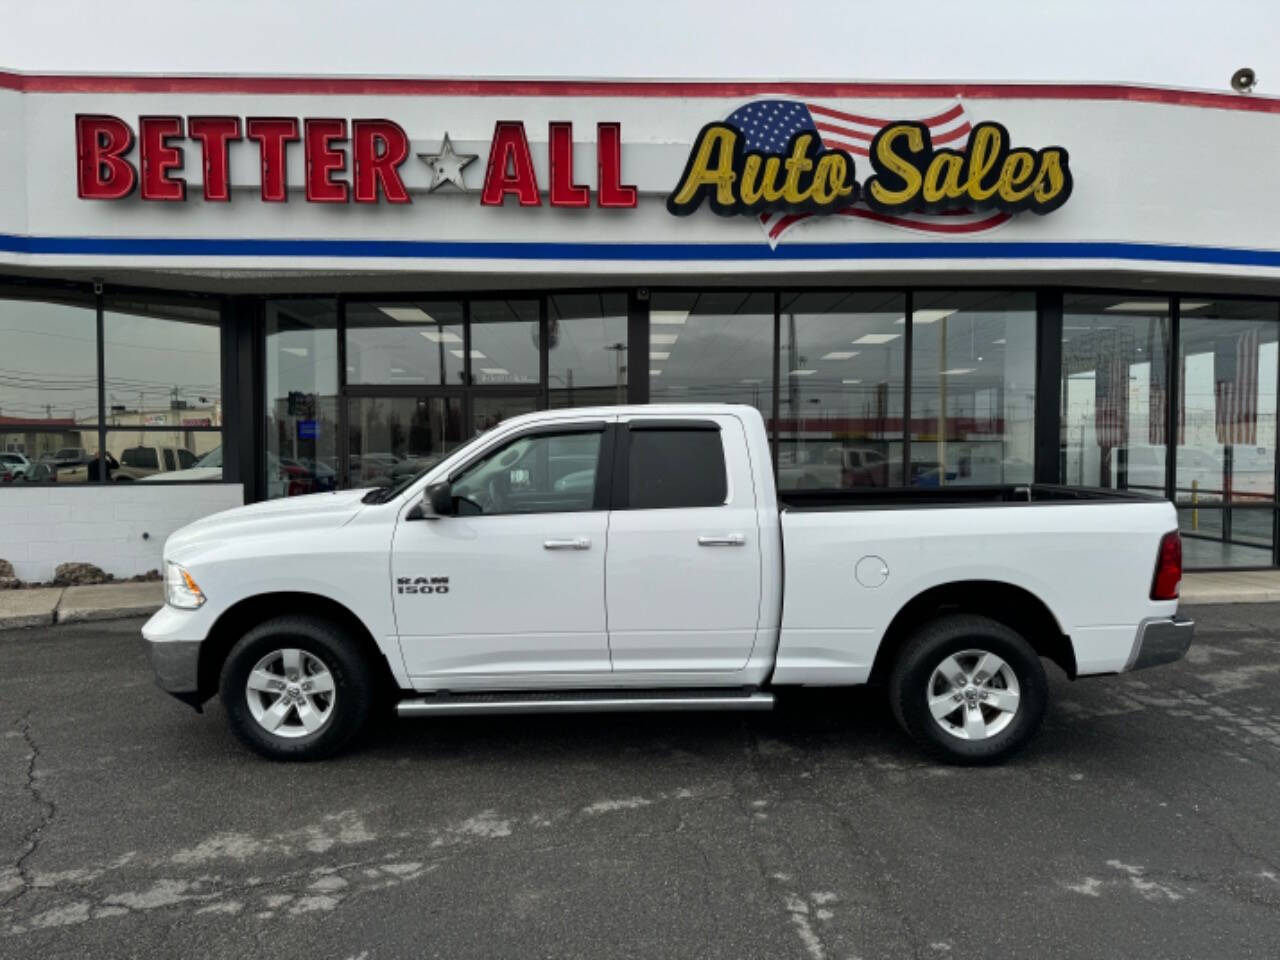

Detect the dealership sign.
[{"left": 74, "top": 102, "right": 1071, "bottom": 245}]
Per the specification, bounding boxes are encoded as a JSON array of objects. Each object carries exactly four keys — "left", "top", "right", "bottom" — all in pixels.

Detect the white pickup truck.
[{"left": 142, "top": 405, "right": 1193, "bottom": 765}]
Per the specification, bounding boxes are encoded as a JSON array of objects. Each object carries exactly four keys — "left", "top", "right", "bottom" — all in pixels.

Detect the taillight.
[{"left": 1151, "top": 531, "right": 1182, "bottom": 601}]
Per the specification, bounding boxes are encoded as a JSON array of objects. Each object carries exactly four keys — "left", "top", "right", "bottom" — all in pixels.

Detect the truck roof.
[{"left": 493, "top": 403, "right": 762, "bottom": 428}]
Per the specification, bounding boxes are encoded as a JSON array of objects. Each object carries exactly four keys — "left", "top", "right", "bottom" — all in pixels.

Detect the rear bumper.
[{"left": 1124, "top": 616, "right": 1195, "bottom": 672}]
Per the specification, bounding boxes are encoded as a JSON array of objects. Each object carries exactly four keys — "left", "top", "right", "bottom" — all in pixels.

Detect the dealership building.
[{"left": 1, "top": 69, "right": 1280, "bottom": 580}]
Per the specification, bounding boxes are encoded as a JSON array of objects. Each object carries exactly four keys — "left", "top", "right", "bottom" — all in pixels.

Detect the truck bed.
[{"left": 779, "top": 484, "right": 1158, "bottom": 511}]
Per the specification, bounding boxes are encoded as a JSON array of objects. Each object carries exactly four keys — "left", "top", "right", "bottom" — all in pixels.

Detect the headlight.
[{"left": 165, "top": 562, "right": 206, "bottom": 609}]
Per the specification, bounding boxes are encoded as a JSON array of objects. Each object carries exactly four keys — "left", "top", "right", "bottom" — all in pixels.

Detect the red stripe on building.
[{"left": 0, "top": 72, "right": 1277, "bottom": 114}]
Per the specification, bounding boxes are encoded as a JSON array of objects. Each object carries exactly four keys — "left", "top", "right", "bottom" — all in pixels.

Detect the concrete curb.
[
  {"left": 0, "top": 582, "right": 163, "bottom": 631},
  {"left": 0, "top": 587, "right": 64, "bottom": 630},
  {"left": 56, "top": 602, "right": 165, "bottom": 624},
  {"left": 1179, "top": 590, "right": 1280, "bottom": 606},
  {"left": 1178, "top": 571, "right": 1280, "bottom": 606}
]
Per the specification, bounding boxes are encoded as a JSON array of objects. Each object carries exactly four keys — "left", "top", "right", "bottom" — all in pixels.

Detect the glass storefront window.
[
  {"left": 648, "top": 292, "right": 774, "bottom": 427},
  {"left": 909, "top": 292, "right": 1036, "bottom": 486},
  {"left": 1178, "top": 506, "right": 1275, "bottom": 568},
  {"left": 104, "top": 298, "right": 221, "bottom": 432},
  {"left": 347, "top": 396, "right": 465, "bottom": 489},
  {"left": 346, "top": 301, "right": 466, "bottom": 387},
  {"left": 468, "top": 300, "right": 540, "bottom": 386},
  {"left": 0, "top": 294, "right": 99, "bottom": 432},
  {"left": 266, "top": 300, "right": 339, "bottom": 498},
  {"left": 548, "top": 294, "right": 629, "bottom": 407},
  {"left": 777, "top": 291, "right": 906, "bottom": 489},
  {"left": 1177, "top": 300, "right": 1278, "bottom": 504},
  {"left": 470, "top": 395, "right": 540, "bottom": 435},
  {"left": 1061, "top": 294, "right": 1171, "bottom": 493},
  {"left": 103, "top": 429, "right": 221, "bottom": 483}
]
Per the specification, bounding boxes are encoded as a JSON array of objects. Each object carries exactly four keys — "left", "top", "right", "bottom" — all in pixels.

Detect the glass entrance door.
[
  {"left": 346, "top": 394, "right": 467, "bottom": 489},
  {"left": 469, "top": 393, "right": 540, "bottom": 436}
]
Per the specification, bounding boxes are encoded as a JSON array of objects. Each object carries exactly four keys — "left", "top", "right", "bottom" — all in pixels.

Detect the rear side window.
[
  {"left": 123, "top": 447, "right": 159, "bottom": 469},
  {"left": 163, "top": 450, "right": 177, "bottom": 471},
  {"left": 628, "top": 429, "right": 727, "bottom": 509}
]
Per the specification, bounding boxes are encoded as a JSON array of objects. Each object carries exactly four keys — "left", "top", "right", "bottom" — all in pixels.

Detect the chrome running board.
[{"left": 395, "top": 690, "right": 775, "bottom": 717}]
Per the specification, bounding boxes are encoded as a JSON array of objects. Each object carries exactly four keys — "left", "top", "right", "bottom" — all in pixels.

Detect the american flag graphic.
[
  {"left": 1214, "top": 328, "right": 1260, "bottom": 446},
  {"left": 723, "top": 99, "right": 1011, "bottom": 247},
  {"left": 1094, "top": 332, "right": 1132, "bottom": 449}
]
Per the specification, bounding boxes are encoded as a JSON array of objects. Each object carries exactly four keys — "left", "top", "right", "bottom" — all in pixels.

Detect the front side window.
[
  {"left": 451, "top": 430, "right": 603, "bottom": 515},
  {"left": 627, "top": 428, "right": 727, "bottom": 509}
]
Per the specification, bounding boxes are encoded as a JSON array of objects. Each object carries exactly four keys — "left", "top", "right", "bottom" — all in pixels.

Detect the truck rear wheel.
[
  {"left": 889, "top": 614, "right": 1047, "bottom": 765},
  {"left": 219, "top": 615, "right": 374, "bottom": 761}
]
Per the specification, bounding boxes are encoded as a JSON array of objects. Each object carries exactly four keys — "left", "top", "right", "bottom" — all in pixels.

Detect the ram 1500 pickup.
[{"left": 142, "top": 405, "right": 1193, "bottom": 764}]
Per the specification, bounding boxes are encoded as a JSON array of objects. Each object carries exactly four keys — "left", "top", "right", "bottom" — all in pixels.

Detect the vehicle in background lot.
[
  {"left": 44, "top": 447, "right": 88, "bottom": 468},
  {"left": 292, "top": 457, "right": 337, "bottom": 493},
  {"left": 912, "top": 451, "right": 1031, "bottom": 487},
  {"left": 18, "top": 462, "right": 56, "bottom": 483},
  {"left": 141, "top": 446, "right": 223, "bottom": 484},
  {"left": 115, "top": 445, "right": 198, "bottom": 481},
  {"left": 143, "top": 405, "right": 1192, "bottom": 766},
  {"left": 140, "top": 447, "right": 330, "bottom": 497},
  {"left": 350, "top": 452, "right": 403, "bottom": 487},
  {"left": 0, "top": 452, "right": 32, "bottom": 478},
  {"left": 1126, "top": 446, "right": 1222, "bottom": 498},
  {"left": 841, "top": 447, "right": 890, "bottom": 487}
]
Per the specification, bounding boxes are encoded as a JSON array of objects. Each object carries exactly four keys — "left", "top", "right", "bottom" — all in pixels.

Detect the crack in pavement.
[{"left": 1, "top": 712, "right": 56, "bottom": 910}]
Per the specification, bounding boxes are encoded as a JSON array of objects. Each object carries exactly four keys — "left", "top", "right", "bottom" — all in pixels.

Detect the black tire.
[
  {"left": 888, "top": 614, "right": 1047, "bottom": 766},
  {"left": 219, "top": 615, "right": 374, "bottom": 761}
]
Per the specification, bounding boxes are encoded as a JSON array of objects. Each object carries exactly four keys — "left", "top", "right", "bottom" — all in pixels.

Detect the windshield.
[{"left": 194, "top": 446, "right": 222, "bottom": 469}]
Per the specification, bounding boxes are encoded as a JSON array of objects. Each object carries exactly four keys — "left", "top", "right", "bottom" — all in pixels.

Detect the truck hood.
[{"left": 165, "top": 489, "right": 374, "bottom": 560}]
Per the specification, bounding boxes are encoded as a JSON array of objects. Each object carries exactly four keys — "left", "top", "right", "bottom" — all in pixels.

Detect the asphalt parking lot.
[{"left": 2, "top": 605, "right": 1279, "bottom": 960}]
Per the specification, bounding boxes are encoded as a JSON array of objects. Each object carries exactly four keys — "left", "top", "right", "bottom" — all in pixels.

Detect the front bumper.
[
  {"left": 1125, "top": 616, "right": 1195, "bottom": 672},
  {"left": 141, "top": 605, "right": 208, "bottom": 708}
]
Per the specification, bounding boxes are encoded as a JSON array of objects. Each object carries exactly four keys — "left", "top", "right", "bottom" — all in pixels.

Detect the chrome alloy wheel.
[
  {"left": 244, "top": 648, "right": 336, "bottom": 739},
  {"left": 927, "top": 649, "right": 1021, "bottom": 741}
]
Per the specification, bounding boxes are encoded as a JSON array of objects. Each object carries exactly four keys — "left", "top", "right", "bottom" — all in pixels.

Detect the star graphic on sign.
[{"left": 418, "top": 133, "right": 478, "bottom": 192}]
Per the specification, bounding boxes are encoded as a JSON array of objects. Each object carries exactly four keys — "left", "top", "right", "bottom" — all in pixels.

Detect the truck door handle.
[
  {"left": 698, "top": 534, "right": 746, "bottom": 547},
  {"left": 544, "top": 538, "right": 592, "bottom": 550}
]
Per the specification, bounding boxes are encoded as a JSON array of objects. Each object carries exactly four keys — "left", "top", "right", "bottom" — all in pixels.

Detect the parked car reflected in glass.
[
  {"left": 17, "top": 461, "right": 55, "bottom": 483},
  {"left": 141, "top": 445, "right": 223, "bottom": 484},
  {"left": 0, "top": 452, "right": 32, "bottom": 479},
  {"left": 777, "top": 443, "right": 893, "bottom": 490}
]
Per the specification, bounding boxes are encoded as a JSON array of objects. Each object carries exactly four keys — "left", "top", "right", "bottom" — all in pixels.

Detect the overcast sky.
[{"left": 0, "top": 0, "right": 1275, "bottom": 92}]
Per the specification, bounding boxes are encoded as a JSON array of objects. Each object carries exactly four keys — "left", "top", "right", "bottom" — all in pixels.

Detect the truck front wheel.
[
  {"left": 889, "top": 614, "right": 1047, "bottom": 765},
  {"left": 219, "top": 616, "right": 374, "bottom": 761}
]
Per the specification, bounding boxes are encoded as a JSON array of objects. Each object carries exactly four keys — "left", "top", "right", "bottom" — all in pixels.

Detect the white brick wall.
[{"left": 0, "top": 484, "right": 245, "bottom": 582}]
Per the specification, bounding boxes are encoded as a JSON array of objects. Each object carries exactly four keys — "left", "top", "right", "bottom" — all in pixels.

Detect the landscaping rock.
[{"left": 54, "top": 562, "right": 111, "bottom": 586}]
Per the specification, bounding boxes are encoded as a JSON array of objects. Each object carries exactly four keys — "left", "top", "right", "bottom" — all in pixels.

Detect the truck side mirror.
[
  {"left": 407, "top": 481, "right": 454, "bottom": 521},
  {"left": 428, "top": 481, "right": 455, "bottom": 516}
]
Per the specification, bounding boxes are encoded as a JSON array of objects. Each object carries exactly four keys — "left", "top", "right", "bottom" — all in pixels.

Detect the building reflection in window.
[
  {"left": 777, "top": 291, "right": 906, "bottom": 489},
  {"left": 911, "top": 291, "right": 1037, "bottom": 487}
]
